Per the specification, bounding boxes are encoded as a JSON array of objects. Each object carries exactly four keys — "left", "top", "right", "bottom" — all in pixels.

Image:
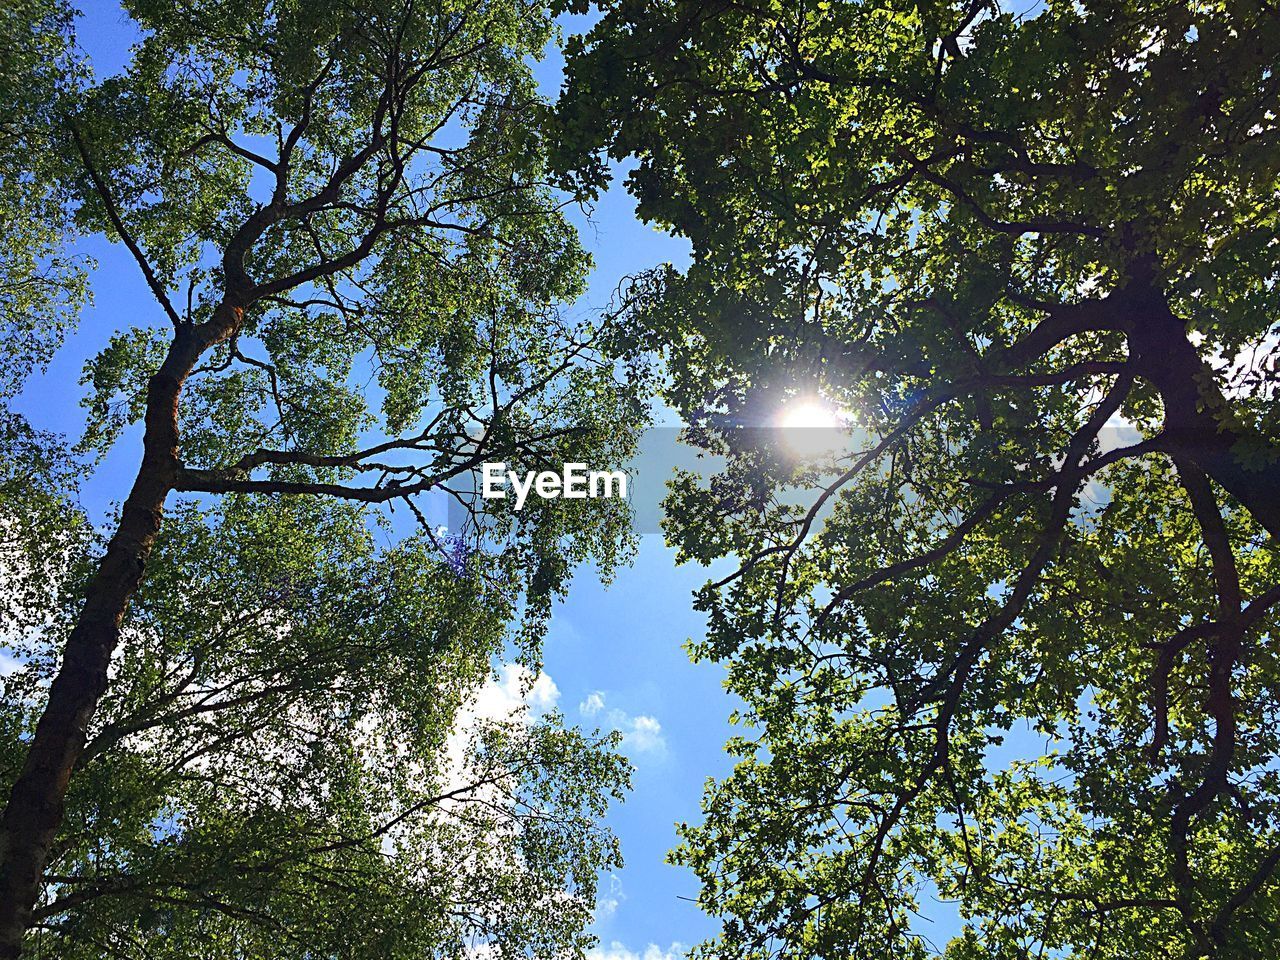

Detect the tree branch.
[{"left": 70, "top": 125, "right": 183, "bottom": 328}]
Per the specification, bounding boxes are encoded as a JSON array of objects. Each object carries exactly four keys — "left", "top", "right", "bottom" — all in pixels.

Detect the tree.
[
  {"left": 5, "top": 496, "right": 630, "bottom": 960},
  {"left": 558, "top": 0, "right": 1280, "bottom": 956},
  {"left": 0, "top": 0, "right": 650, "bottom": 956}
]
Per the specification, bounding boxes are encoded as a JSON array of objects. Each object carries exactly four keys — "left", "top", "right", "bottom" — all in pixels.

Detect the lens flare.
[
  {"left": 777, "top": 397, "right": 848, "bottom": 458},
  {"left": 778, "top": 400, "right": 840, "bottom": 431}
]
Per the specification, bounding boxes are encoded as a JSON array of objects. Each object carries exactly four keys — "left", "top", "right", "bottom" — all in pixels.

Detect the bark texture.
[{"left": 0, "top": 308, "right": 239, "bottom": 958}]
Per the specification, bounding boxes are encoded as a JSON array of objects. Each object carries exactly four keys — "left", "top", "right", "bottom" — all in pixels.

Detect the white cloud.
[
  {"left": 440, "top": 663, "right": 561, "bottom": 796},
  {"left": 588, "top": 942, "right": 688, "bottom": 960},
  {"left": 0, "top": 651, "right": 24, "bottom": 677},
  {"left": 593, "top": 871, "right": 623, "bottom": 923},
  {"left": 471, "top": 663, "right": 559, "bottom": 723},
  {"left": 577, "top": 692, "right": 667, "bottom": 759},
  {"left": 625, "top": 714, "right": 665, "bottom": 755},
  {"left": 594, "top": 895, "right": 620, "bottom": 921}
]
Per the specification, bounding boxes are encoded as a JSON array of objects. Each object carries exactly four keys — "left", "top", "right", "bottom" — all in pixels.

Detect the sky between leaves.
[
  {"left": 8, "top": 1, "right": 749, "bottom": 954},
  {"left": 18, "top": 1, "right": 1074, "bottom": 951}
]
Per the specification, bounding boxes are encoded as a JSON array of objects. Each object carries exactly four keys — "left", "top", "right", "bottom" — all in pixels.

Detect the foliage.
[
  {"left": 4, "top": 497, "right": 627, "bottom": 960},
  {"left": 559, "top": 0, "right": 1280, "bottom": 957},
  {"left": 0, "top": 0, "right": 653, "bottom": 955},
  {"left": 0, "top": 0, "right": 87, "bottom": 398}
]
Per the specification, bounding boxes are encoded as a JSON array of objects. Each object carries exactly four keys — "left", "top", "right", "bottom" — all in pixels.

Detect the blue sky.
[{"left": 19, "top": 3, "right": 741, "bottom": 956}]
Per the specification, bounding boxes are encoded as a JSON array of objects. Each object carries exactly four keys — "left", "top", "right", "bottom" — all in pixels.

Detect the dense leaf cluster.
[{"left": 559, "top": 0, "right": 1280, "bottom": 957}]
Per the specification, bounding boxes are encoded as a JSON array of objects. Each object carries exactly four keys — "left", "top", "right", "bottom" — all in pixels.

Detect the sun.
[
  {"left": 776, "top": 396, "right": 848, "bottom": 458},
  {"left": 778, "top": 399, "right": 841, "bottom": 432}
]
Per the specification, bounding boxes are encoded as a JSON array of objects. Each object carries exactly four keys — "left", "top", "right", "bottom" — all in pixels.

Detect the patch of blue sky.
[{"left": 25, "top": 8, "right": 718, "bottom": 956}]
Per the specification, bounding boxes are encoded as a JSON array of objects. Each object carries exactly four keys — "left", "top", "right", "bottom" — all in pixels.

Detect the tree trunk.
[
  {"left": 0, "top": 307, "right": 236, "bottom": 958},
  {"left": 1123, "top": 275, "right": 1280, "bottom": 540}
]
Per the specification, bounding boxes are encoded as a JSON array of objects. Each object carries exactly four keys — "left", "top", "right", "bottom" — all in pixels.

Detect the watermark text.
[{"left": 481, "top": 462, "right": 628, "bottom": 511}]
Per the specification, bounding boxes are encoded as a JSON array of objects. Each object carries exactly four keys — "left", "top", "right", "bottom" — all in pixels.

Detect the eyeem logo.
[{"left": 481, "top": 462, "right": 629, "bottom": 511}]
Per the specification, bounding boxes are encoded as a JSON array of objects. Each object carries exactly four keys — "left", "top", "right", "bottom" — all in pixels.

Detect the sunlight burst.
[
  {"left": 778, "top": 399, "right": 841, "bottom": 432},
  {"left": 776, "top": 397, "right": 848, "bottom": 458}
]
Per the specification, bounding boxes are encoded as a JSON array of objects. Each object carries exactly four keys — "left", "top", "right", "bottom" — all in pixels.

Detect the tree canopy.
[
  {"left": 0, "top": 0, "right": 87, "bottom": 398},
  {"left": 559, "top": 0, "right": 1280, "bottom": 957},
  {"left": 0, "top": 1, "right": 650, "bottom": 956}
]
